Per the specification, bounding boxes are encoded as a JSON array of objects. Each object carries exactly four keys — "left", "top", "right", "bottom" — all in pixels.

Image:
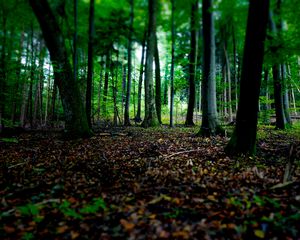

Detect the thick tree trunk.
[
  {"left": 198, "top": 0, "right": 223, "bottom": 136},
  {"left": 135, "top": 31, "right": 146, "bottom": 122},
  {"left": 154, "top": 35, "right": 162, "bottom": 124},
  {"left": 141, "top": 0, "right": 159, "bottom": 127},
  {"left": 225, "top": 0, "right": 269, "bottom": 155},
  {"left": 30, "top": 0, "right": 91, "bottom": 138},
  {"left": 124, "top": 0, "right": 134, "bottom": 126},
  {"left": 170, "top": 0, "right": 175, "bottom": 127},
  {"left": 86, "top": 0, "right": 95, "bottom": 128},
  {"left": 185, "top": 0, "right": 198, "bottom": 126}
]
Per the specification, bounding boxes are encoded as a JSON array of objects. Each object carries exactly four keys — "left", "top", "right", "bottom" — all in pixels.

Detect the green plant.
[{"left": 80, "top": 197, "right": 107, "bottom": 214}]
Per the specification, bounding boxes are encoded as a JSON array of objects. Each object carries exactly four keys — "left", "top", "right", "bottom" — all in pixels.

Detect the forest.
[{"left": 0, "top": 0, "right": 300, "bottom": 239}]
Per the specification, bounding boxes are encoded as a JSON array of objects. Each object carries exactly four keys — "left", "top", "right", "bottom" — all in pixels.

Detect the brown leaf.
[
  {"left": 4, "top": 225, "right": 15, "bottom": 233},
  {"left": 120, "top": 219, "right": 135, "bottom": 232},
  {"left": 57, "top": 225, "right": 69, "bottom": 234}
]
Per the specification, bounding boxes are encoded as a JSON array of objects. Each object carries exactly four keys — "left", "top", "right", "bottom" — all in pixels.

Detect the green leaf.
[
  {"left": 254, "top": 229, "right": 265, "bottom": 238},
  {"left": 0, "top": 137, "right": 18, "bottom": 143}
]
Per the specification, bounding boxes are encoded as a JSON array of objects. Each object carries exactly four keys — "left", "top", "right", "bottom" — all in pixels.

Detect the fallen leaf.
[
  {"left": 120, "top": 219, "right": 135, "bottom": 232},
  {"left": 254, "top": 229, "right": 265, "bottom": 238}
]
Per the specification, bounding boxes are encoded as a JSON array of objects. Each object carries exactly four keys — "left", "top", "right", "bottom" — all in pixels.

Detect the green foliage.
[
  {"left": 18, "top": 203, "right": 39, "bottom": 216},
  {"left": 80, "top": 197, "right": 107, "bottom": 214},
  {"left": 0, "top": 137, "right": 18, "bottom": 143}
]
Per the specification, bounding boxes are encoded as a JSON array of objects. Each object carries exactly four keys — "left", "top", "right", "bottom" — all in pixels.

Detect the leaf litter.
[{"left": 0, "top": 126, "right": 300, "bottom": 239}]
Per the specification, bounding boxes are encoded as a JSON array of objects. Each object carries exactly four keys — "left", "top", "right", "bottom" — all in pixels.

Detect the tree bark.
[
  {"left": 225, "top": 0, "right": 269, "bottom": 155},
  {"left": 170, "top": 0, "right": 175, "bottom": 127},
  {"left": 141, "top": 0, "right": 159, "bottom": 127},
  {"left": 154, "top": 35, "right": 162, "bottom": 124},
  {"left": 86, "top": 0, "right": 95, "bottom": 128},
  {"left": 185, "top": 0, "right": 198, "bottom": 126},
  {"left": 198, "top": 0, "right": 223, "bottom": 136},
  {"left": 103, "top": 52, "right": 110, "bottom": 119},
  {"left": 124, "top": 0, "right": 134, "bottom": 126},
  {"left": 30, "top": 0, "right": 91, "bottom": 138},
  {"left": 135, "top": 30, "right": 146, "bottom": 122}
]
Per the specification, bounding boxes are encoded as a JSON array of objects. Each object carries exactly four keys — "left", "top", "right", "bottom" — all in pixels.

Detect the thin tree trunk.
[
  {"left": 86, "top": 0, "right": 95, "bottom": 128},
  {"left": 73, "top": 0, "right": 78, "bottom": 83},
  {"left": 135, "top": 30, "right": 146, "bottom": 122},
  {"left": 124, "top": 0, "right": 134, "bottom": 126},
  {"left": 11, "top": 30, "right": 25, "bottom": 123},
  {"left": 97, "top": 57, "right": 104, "bottom": 120},
  {"left": 281, "top": 64, "right": 292, "bottom": 125},
  {"left": 103, "top": 52, "right": 110, "bottom": 119},
  {"left": 27, "top": 23, "right": 35, "bottom": 128},
  {"left": 154, "top": 34, "right": 162, "bottom": 124},
  {"left": 223, "top": 43, "right": 233, "bottom": 122},
  {"left": 185, "top": 0, "right": 198, "bottom": 126},
  {"left": 44, "top": 65, "right": 51, "bottom": 125},
  {"left": 163, "top": 56, "right": 169, "bottom": 106},
  {"left": 170, "top": 0, "right": 175, "bottom": 127}
]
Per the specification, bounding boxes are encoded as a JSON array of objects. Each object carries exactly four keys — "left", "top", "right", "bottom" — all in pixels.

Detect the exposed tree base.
[
  {"left": 185, "top": 121, "right": 195, "bottom": 127},
  {"left": 141, "top": 118, "right": 160, "bottom": 128},
  {"left": 224, "top": 130, "right": 256, "bottom": 156},
  {"left": 196, "top": 125, "right": 225, "bottom": 137}
]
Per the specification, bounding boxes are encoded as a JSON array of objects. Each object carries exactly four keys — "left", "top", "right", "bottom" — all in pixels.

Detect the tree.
[
  {"left": 225, "top": 0, "right": 269, "bottom": 155},
  {"left": 135, "top": 30, "right": 146, "bottom": 122},
  {"left": 29, "top": 0, "right": 91, "bottom": 138},
  {"left": 141, "top": 0, "right": 160, "bottom": 127},
  {"left": 124, "top": 0, "right": 134, "bottom": 126},
  {"left": 154, "top": 35, "right": 162, "bottom": 124},
  {"left": 185, "top": 0, "right": 198, "bottom": 126},
  {"left": 198, "top": 0, "right": 223, "bottom": 136},
  {"left": 86, "top": 0, "right": 95, "bottom": 128},
  {"left": 170, "top": 0, "right": 175, "bottom": 127}
]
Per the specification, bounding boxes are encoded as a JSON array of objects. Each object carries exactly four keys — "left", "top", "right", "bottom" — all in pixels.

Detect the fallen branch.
[
  {"left": 164, "top": 149, "right": 201, "bottom": 159},
  {"left": 8, "top": 162, "right": 27, "bottom": 169}
]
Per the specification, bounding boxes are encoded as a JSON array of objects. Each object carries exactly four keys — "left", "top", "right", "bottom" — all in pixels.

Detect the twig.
[
  {"left": 164, "top": 149, "right": 201, "bottom": 159},
  {"left": 8, "top": 162, "right": 27, "bottom": 169}
]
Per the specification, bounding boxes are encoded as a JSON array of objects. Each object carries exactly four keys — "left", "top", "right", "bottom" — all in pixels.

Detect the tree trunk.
[
  {"left": 141, "top": 0, "right": 159, "bottom": 127},
  {"left": 225, "top": 0, "right": 269, "bottom": 155},
  {"left": 154, "top": 35, "right": 162, "bottom": 124},
  {"left": 163, "top": 56, "right": 169, "bottom": 106},
  {"left": 30, "top": 0, "right": 91, "bottom": 138},
  {"left": 198, "top": 0, "right": 223, "bottom": 136},
  {"left": 103, "top": 52, "right": 110, "bottom": 119},
  {"left": 223, "top": 43, "right": 233, "bottom": 122},
  {"left": 281, "top": 64, "right": 292, "bottom": 125},
  {"left": 97, "top": 57, "right": 104, "bottom": 120},
  {"left": 170, "top": 0, "right": 175, "bottom": 127},
  {"left": 185, "top": 0, "right": 198, "bottom": 126},
  {"left": 135, "top": 30, "right": 146, "bottom": 122},
  {"left": 124, "top": 0, "right": 134, "bottom": 126},
  {"left": 232, "top": 25, "right": 238, "bottom": 112},
  {"left": 73, "top": 0, "right": 78, "bottom": 83},
  {"left": 86, "top": 0, "right": 95, "bottom": 128},
  {"left": 11, "top": 30, "right": 25, "bottom": 123}
]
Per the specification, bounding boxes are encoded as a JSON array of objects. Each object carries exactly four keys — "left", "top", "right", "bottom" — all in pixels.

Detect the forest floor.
[{"left": 0, "top": 125, "right": 300, "bottom": 240}]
